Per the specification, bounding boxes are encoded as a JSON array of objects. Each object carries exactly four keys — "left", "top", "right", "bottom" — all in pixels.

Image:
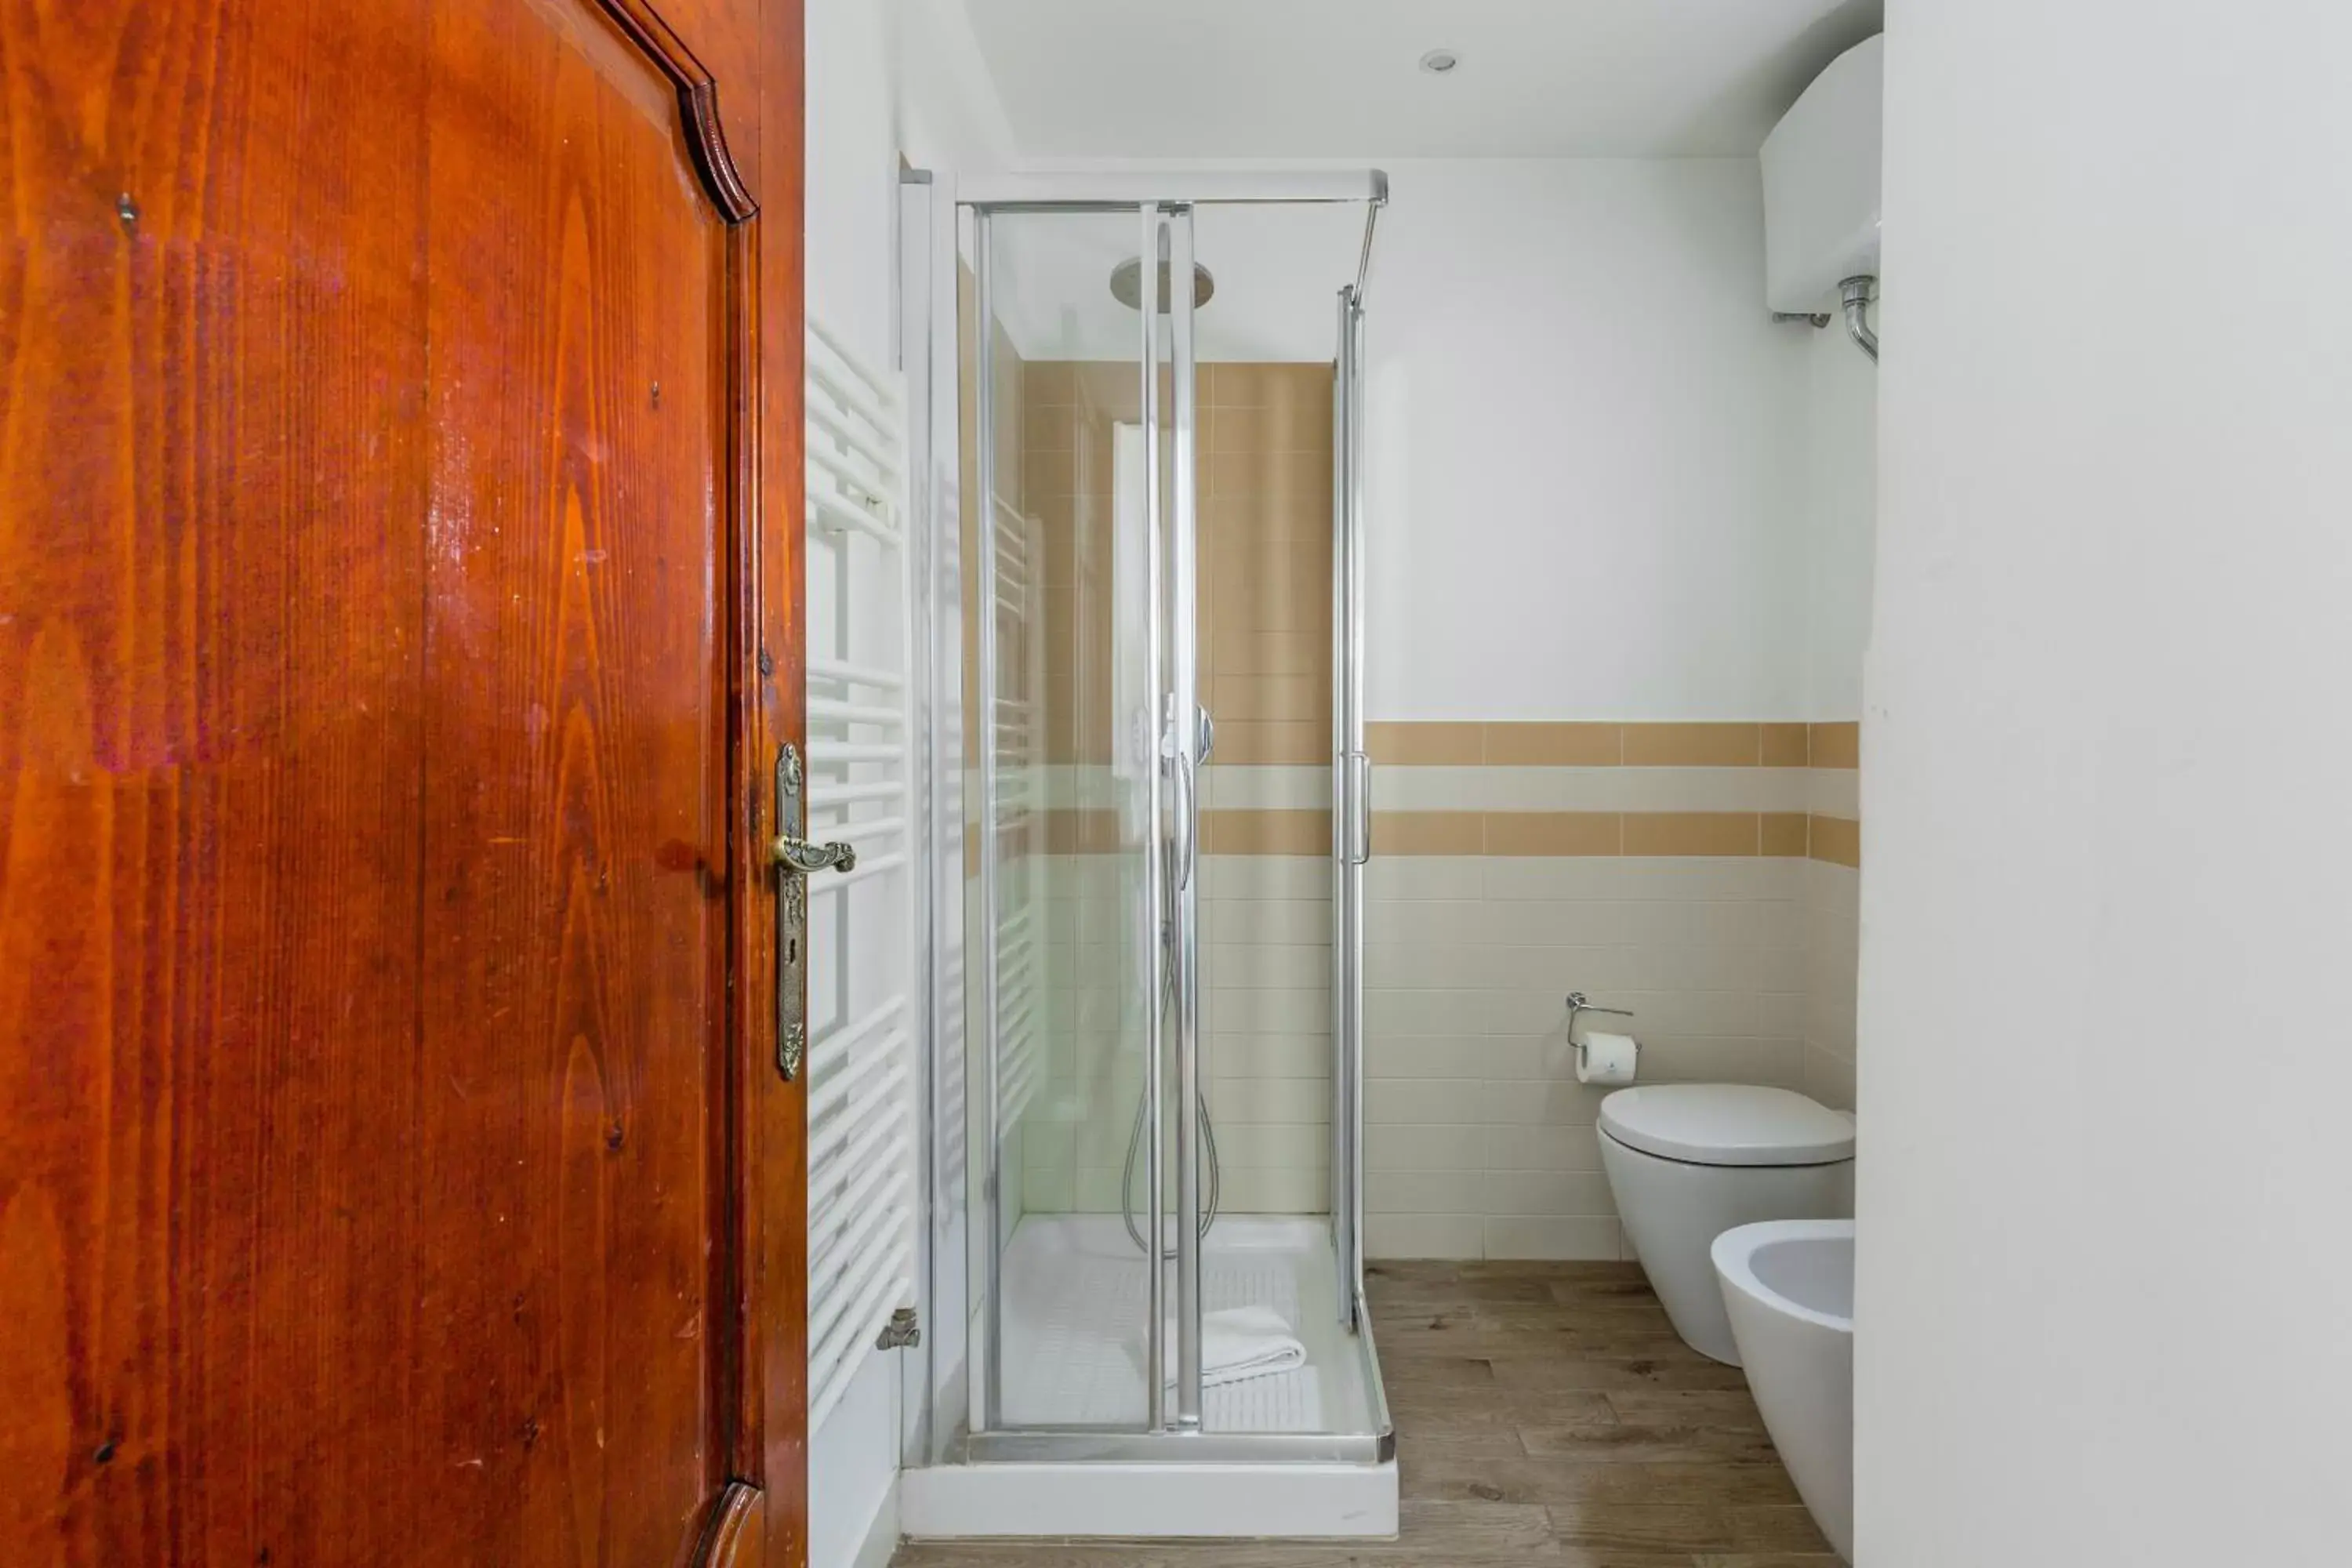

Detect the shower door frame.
[{"left": 960, "top": 172, "right": 1391, "bottom": 1465}]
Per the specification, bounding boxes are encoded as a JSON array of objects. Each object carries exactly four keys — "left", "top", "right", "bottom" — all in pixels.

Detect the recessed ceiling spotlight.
[{"left": 1419, "top": 49, "right": 1460, "bottom": 75}]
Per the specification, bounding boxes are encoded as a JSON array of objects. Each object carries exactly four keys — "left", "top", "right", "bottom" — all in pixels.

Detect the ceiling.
[{"left": 964, "top": 0, "right": 1883, "bottom": 160}]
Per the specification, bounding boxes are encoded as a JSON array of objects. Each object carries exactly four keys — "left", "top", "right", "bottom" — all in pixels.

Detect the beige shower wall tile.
[
  {"left": 1214, "top": 629, "right": 1325, "bottom": 675},
  {"left": 1200, "top": 809, "right": 1331, "bottom": 856},
  {"left": 1207, "top": 448, "right": 1332, "bottom": 509},
  {"left": 1483, "top": 723, "right": 1624, "bottom": 766},
  {"left": 1483, "top": 812, "right": 1624, "bottom": 857},
  {"left": 1809, "top": 720, "right": 1861, "bottom": 768},
  {"left": 1760, "top": 812, "right": 1812, "bottom": 858},
  {"left": 1621, "top": 722, "right": 1764, "bottom": 767},
  {"left": 1762, "top": 723, "right": 1811, "bottom": 767},
  {"left": 1214, "top": 673, "right": 1329, "bottom": 722},
  {"left": 1208, "top": 400, "right": 1332, "bottom": 456},
  {"left": 1213, "top": 720, "right": 1326, "bottom": 765},
  {"left": 1809, "top": 814, "right": 1863, "bottom": 868},
  {"left": 1203, "top": 492, "right": 1326, "bottom": 541},
  {"left": 1622, "top": 812, "right": 1762, "bottom": 857},
  {"left": 1372, "top": 811, "right": 1486, "bottom": 857},
  {"left": 1203, "top": 361, "right": 1331, "bottom": 411},
  {"left": 1367, "top": 722, "right": 1484, "bottom": 765},
  {"left": 1210, "top": 537, "right": 1330, "bottom": 633}
]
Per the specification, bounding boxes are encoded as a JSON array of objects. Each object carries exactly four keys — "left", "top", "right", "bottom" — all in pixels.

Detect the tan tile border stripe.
[
  {"left": 1809, "top": 721, "right": 1860, "bottom": 769},
  {"left": 1019, "top": 805, "right": 1862, "bottom": 862},
  {"left": 1370, "top": 811, "right": 1817, "bottom": 858},
  {"left": 1808, "top": 813, "right": 1862, "bottom": 868},
  {"left": 1200, "top": 809, "right": 1331, "bottom": 856},
  {"left": 1367, "top": 721, "right": 1828, "bottom": 768}
]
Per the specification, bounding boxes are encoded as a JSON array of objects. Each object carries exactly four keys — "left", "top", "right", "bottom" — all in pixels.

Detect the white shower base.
[
  {"left": 900, "top": 1214, "right": 1397, "bottom": 1540},
  {"left": 1000, "top": 1213, "right": 1369, "bottom": 1431}
]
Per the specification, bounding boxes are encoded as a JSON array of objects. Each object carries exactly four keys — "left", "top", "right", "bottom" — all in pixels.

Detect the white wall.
[
  {"left": 805, "top": 5, "right": 1014, "bottom": 1560},
  {"left": 1859, "top": 4, "right": 2352, "bottom": 1563},
  {"left": 1363, "top": 159, "right": 1809, "bottom": 721},
  {"left": 1801, "top": 314, "right": 1877, "bottom": 718}
]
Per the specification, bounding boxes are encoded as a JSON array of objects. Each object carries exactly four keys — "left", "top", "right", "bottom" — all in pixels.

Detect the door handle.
[
  {"left": 1172, "top": 746, "right": 1199, "bottom": 893},
  {"left": 775, "top": 835, "right": 856, "bottom": 875},
  {"left": 772, "top": 743, "right": 856, "bottom": 1081},
  {"left": 1348, "top": 750, "right": 1373, "bottom": 866}
]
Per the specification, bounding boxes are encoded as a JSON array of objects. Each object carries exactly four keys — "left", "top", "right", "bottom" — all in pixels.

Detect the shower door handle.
[
  {"left": 772, "top": 742, "right": 856, "bottom": 1082},
  {"left": 1348, "top": 750, "right": 1373, "bottom": 866},
  {"left": 1172, "top": 747, "right": 1200, "bottom": 892}
]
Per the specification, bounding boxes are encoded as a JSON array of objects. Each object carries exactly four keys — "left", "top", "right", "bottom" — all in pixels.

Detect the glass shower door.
[{"left": 971, "top": 202, "right": 1204, "bottom": 1433}]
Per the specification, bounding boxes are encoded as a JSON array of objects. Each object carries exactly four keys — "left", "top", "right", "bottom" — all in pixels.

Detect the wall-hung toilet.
[{"left": 1596, "top": 1084, "right": 1855, "bottom": 1364}]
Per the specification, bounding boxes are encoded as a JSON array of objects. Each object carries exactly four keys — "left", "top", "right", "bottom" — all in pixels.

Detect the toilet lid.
[{"left": 1599, "top": 1084, "right": 1855, "bottom": 1167}]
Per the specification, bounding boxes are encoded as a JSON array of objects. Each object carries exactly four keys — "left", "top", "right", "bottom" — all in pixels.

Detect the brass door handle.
[
  {"left": 774, "top": 835, "right": 857, "bottom": 875},
  {"left": 771, "top": 744, "right": 856, "bottom": 1082}
]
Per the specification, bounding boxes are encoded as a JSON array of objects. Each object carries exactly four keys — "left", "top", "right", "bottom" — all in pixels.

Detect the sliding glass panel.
[{"left": 972, "top": 205, "right": 1176, "bottom": 1431}]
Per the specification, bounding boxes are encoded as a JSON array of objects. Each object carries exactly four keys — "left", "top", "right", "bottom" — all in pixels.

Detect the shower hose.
[{"left": 1120, "top": 920, "right": 1222, "bottom": 1258}]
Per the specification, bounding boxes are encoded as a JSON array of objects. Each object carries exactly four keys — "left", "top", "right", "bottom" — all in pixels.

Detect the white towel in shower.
[{"left": 1162, "top": 1304, "right": 1308, "bottom": 1390}]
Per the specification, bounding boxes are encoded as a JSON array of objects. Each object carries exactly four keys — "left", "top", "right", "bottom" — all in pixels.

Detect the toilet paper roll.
[{"left": 1574, "top": 1029, "right": 1639, "bottom": 1087}]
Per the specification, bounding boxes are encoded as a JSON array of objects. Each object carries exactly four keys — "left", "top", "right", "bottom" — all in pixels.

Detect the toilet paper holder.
[{"left": 1565, "top": 992, "right": 1635, "bottom": 1067}]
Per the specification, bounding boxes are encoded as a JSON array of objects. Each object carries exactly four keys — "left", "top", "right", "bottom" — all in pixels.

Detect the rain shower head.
[{"left": 1109, "top": 256, "right": 1215, "bottom": 313}]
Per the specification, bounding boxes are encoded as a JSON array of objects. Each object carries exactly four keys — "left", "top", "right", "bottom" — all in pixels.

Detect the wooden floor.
[{"left": 893, "top": 1258, "right": 1836, "bottom": 1567}]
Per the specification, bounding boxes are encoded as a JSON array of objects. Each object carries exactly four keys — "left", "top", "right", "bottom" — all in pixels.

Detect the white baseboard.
[{"left": 900, "top": 1460, "right": 1398, "bottom": 1540}]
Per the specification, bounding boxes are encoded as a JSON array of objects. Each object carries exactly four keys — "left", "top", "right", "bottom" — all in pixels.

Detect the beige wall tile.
[
  {"left": 1214, "top": 673, "right": 1329, "bottom": 722},
  {"left": 1809, "top": 813, "right": 1862, "bottom": 868},
  {"left": 1809, "top": 720, "right": 1860, "bottom": 769},
  {"left": 1200, "top": 809, "right": 1331, "bottom": 856},
  {"left": 1367, "top": 722, "right": 1483, "bottom": 765},
  {"left": 1207, "top": 448, "right": 1333, "bottom": 511},
  {"left": 1022, "top": 361, "right": 1075, "bottom": 405},
  {"left": 1214, "top": 720, "right": 1326, "bottom": 765},
  {"left": 1042, "top": 808, "right": 1120, "bottom": 855},
  {"left": 1622, "top": 812, "right": 1762, "bottom": 856},
  {"left": 1761, "top": 723, "right": 1809, "bottom": 768},
  {"left": 1203, "top": 361, "right": 1330, "bottom": 411},
  {"left": 1214, "top": 630, "right": 1325, "bottom": 676},
  {"left": 1483, "top": 723, "right": 1624, "bottom": 766},
  {"left": 1072, "top": 360, "right": 1139, "bottom": 417},
  {"left": 1760, "top": 812, "right": 1811, "bottom": 858},
  {"left": 1484, "top": 812, "right": 1624, "bottom": 857},
  {"left": 1203, "top": 492, "right": 1326, "bottom": 541},
  {"left": 1372, "top": 811, "right": 1486, "bottom": 856},
  {"left": 1210, "top": 537, "right": 1330, "bottom": 635},
  {"left": 1209, "top": 401, "right": 1332, "bottom": 456},
  {"left": 1621, "top": 723, "right": 1763, "bottom": 767}
]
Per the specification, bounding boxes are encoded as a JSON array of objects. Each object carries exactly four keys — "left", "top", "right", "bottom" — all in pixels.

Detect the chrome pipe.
[
  {"left": 1352, "top": 176, "right": 1387, "bottom": 306},
  {"left": 1840, "top": 274, "right": 1879, "bottom": 362}
]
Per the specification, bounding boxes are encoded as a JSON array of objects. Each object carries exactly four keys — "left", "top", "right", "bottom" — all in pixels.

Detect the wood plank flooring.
[{"left": 892, "top": 1259, "right": 1838, "bottom": 1567}]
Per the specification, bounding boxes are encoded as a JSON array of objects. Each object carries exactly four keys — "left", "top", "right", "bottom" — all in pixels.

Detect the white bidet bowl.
[{"left": 1713, "top": 1218, "right": 1855, "bottom": 1563}]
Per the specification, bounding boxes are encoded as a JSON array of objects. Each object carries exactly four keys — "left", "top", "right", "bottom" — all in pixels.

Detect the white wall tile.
[
  {"left": 1486, "top": 1123, "right": 1609, "bottom": 1172},
  {"left": 1365, "top": 1214, "right": 1486, "bottom": 1260},
  {"left": 1366, "top": 856, "right": 1485, "bottom": 901},
  {"left": 1366, "top": 1171, "right": 1488, "bottom": 1214},
  {"left": 1479, "top": 1170, "right": 1620, "bottom": 1218},
  {"left": 1365, "top": 1124, "right": 1492, "bottom": 1173},
  {"left": 1210, "top": 1033, "right": 1331, "bottom": 1080},
  {"left": 1482, "top": 1217, "right": 1624, "bottom": 1261}
]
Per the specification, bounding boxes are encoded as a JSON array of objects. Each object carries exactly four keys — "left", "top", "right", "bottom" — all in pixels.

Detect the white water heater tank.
[{"left": 1760, "top": 35, "right": 1883, "bottom": 313}]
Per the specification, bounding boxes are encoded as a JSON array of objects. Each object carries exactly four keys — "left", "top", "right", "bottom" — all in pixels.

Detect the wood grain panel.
[{"left": 0, "top": 0, "right": 804, "bottom": 1563}]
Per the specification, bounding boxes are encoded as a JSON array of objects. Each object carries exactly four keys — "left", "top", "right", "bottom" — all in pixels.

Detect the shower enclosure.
[{"left": 905, "top": 170, "right": 1389, "bottom": 1537}]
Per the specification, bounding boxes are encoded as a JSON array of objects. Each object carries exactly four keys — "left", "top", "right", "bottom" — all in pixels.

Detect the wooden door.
[{"left": 0, "top": 2, "right": 809, "bottom": 1564}]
